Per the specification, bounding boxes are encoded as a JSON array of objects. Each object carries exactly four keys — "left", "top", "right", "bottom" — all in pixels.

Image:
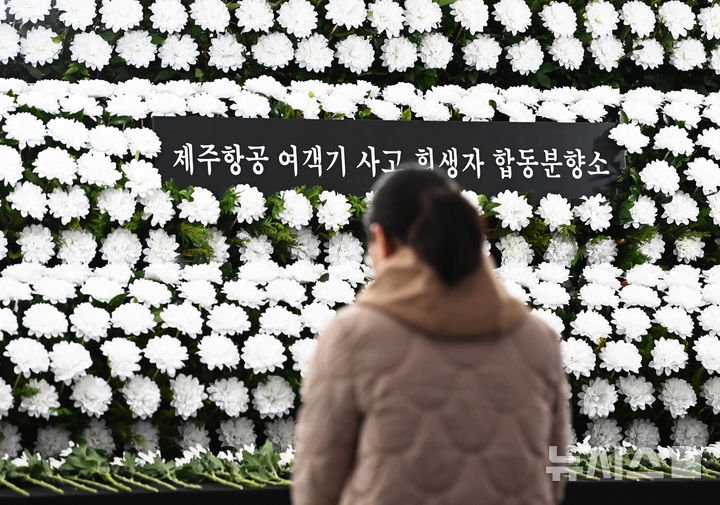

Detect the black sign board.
[{"left": 152, "top": 117, "right": 623, "bottom": 201}]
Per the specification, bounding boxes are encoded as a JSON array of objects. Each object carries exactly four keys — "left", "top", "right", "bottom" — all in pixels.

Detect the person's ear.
[{"left": 370, "top": 223, "right": 395, "bottom": 259}]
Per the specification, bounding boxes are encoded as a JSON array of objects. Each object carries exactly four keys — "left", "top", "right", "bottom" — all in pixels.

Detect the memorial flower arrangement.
[
  {"left": 0, "top": 0, "right": 719, "bottom": 494},
  {"left": 0, "top": 0, "right": 719, "bottom": 88}
]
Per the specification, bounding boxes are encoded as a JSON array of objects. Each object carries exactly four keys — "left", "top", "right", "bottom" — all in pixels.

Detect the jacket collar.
[{"left": 355, "top": 245, "right": 528, "bottom": 339}]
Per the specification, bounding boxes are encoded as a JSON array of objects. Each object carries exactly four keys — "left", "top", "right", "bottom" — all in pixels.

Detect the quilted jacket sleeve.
[{"left": 291, "top": 313, "right": 361, "bottom": 505}]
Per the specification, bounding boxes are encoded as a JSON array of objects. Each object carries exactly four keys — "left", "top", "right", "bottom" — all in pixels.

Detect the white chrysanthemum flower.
[
  {"left": 101, "top": 228, "right": 143, "bottom": 266},
  {"left": 143, "top": 335, "right": 188, "bottom": 378},
  {"left": 492, "top": 0, "right": 532, "bottom": 34},
  {"left": 277, "top": 190, "right": 313, "bottom": 229},
  {"left": 673, "top": 236, "right": 704, "bottom": 264},
  {"left": 70, "top": 32, "right": 112, "bottom": 71},
  {"left": 584, "top": 418, "right": 623, "bottom": 449},
  {"left": 295, "top": 34, "right": 334, "bottom": 72},
  {"left": 0, "top": 145, "right": 24, "bottom": 187},
  {"left": 701, "top": 377, "right": 720, "bottom": 414},
  {"left": 578, "top": 378, "right": 618, "bottom": 418},
  {"left": 7, "top": 0, "right": 51, "bottom": 22},
  {"left": 69, "top": 303, "right": 111, "bottom": 342},
  {"left": 560, "top": 337, "right": 596, "bottom": 378},
  {"left": 380, "top": 37, "right": 417, "bottom": 72},
  {"left": 569, "top": 310, "right": 611, "bottom": 344},
  {"left": 198, "top": 334, "right": 240, "bottom": 371},
  {"left": 22, "top": 303, "right": 67, "bottom": 338},
  {"left": 325, "top": 0, "right": 367, "bottom": 28},
  {"left": 142, "top": 229, "right": 179, "bottom": 266},
  {"left": 620, "top": 0, "right": 655, "bottom": 38},
  {"left": 462, "top": 35, "right": 501, "bottom": 71},
  {"left": 76, "top": 151, "right": 122, "bottom": 187},
  {"left": 111, "top": 303, "right": 155, "bottom": 336},
  {"left": 543, "top": 233, "right": 577, "bottom": 266},
  {"left": 277, "top": 0, "right": 317, "bottom": 37},
  {"left": 699, "top": 305, "right": 720, "bottom": 336},
  {"left": 336, "top": 34, "right": 375, "bottom": 73},
  {"left": 0, "top": 24, "right": 20, "bottom": 64},
  {"left": 208, "top": 33, "right": 246, "bottom": 72},
  {"left": 117, "top": 30, "right": 157, "bottom": 68},
  {"left": 660, "top": 378, "right": 696, "bottom": 418},
  {"left": 403, "top": 0, "right": 440, "bottom": 33},
  {"left": 0, "top": 424, "right": 21, "bottom": 457},
  {"left": 160, "top": 303, "right": 204, "bottom": 337},
  {"left": 208, "top": 378, "right": 249, "bottom": 417},
  {"left": 685, "top": 158, "right": 720, "bottom": 195},
  {"left": 659, "top": 1, "right": 695, "bottom": 39},
  {"left": 630, "top": 38, "right": 663, "bottom": 69},
  {"left": 317, "top": 190, "right": 352, "bottom": 231},
  {"left": 507, "top": 37, "right": 544, "bottom": 75},
  {"left": 7, "top": 181, "right": 47, "bottom": 221},
  {"left": 300, "top": 303, "right": 336, "bottom": 334},
  {"left": 638, "top": 233, "right": 665, "bottom": 262},
  {"left": 178, "top": 279, "right": 217, "bottom": 308},
  {"left": 101, "top": 338, "right": 143, "bottom": 379},
  {"left": 536, "top": 194, "right": 573, "bottom": 231},
  {"left": 56, "top": 0, "right": 96, "bottom": 29},
  {"left": 20, "top": 26, "right": 61, "bottom": 66},
  {"left": 618, "top": 375, "right": 655, "bottom": 411},
  {"left": 608, "top": 123, "right": 649, "bottom": 154},
  {"left": 530, "top": 282, "right": 570, "bottom": 309},
  {"left": 265, "top": 417, "right": 296, "bottom": 450},
  {"left": 235, "top": 0, "right": 274, "bottom": 31},
  {"left": 217, "top": 417, "right": 256, "bottom": 450},
  {"left": 599, "top": 340, "right": 642, "bottom": 373},
  {"left": 141, "top": 190, "right": 175, "bottom": 227},
  {"left": 618, "top": 284, "right": 660, "bottom": 308},
  {"left": 16, "top": 224, "right": 53, "bottom": 264},
  {"left": 693, "top": 335, "right": 720, "bottom": 374},
  {"left": 122, "top": 375, "right": 161, "bottom": 419},
  {"left": 574, "top": 194, "right": 612, "bottom": 231},
  {"left": 190, "top": 0, "right": 230, "bottom": 32},
  {"left": 125, "top": 128, "right": 162, "bottom": 158},
  {"left": 259, "top": 305, "right": 304, "bottom": 337},
  {"left": 699, "top": 5, "right": 720, "bottom": 40},
  {"left": 662, "top": 191, "right": 699, "bottom": 226},
  {"left": 47, "top": 186, "right": 90, "bottom": 225},
  {"left": 288, "top": 338, "right": 318, "bottom": 377},
  {"left": 671, "top": 417, "right": 708, "bottom": 447},
  {"left": 653, "top": 125, "right": 694, "bottom": 157},
  {"left": 178, "top": 187, "right": 220, "bottom": 226},
  {"left": 671, "top": 38, "right": 706, "bottom": 71},
  {"left": 170, "top": 374, "right": 207, "bottom": 420},
  {"left": 312, "top": 278, "right": 357, "bottom": 305},
  {"left": 624, "top": 419, "right": 660, "bottom": 448},
  {"left": 491, "top": 190, "right": 533, "bottom": 231},
  {"left": 205, "top": 304, "right": 250, "bottom": 336},
  {"left": 589, "top": 36, "right": 624, "bottom": 71},
  {"left": 159, "top": 34, "right": 199, "bottom": 71},
  {"left": 127, "top": 420, "right": 160, "bottom": 452},
  {"left": 495, "top": 233, "right": 533, "bottom": 265},
  {"left": 241, "top": 333, "right": 287, "bottom": 374},
  {"left": 71, "top": 375, "right": 112, "bottom": 417},
  {"left": 624, "top": 194, "right": 657, "bottom": 229},
  {"left": 32, "top": 146, "right": 77, "bottom": 184},
  {"left": 4, "top": 338, "right": 49, "bottom": 377},
  {"left": 549, "top": 36, "right": 584, "bottom": 70},
  {"left": 177, "top": 422, "right": 211, "bottom": 452},
  {"left": 368, "top": 0, "right": 404, "bottom": 36},
  {"left": 540, "top": 1, "right": 577, "bottom": 36},
  {"left": 34, "top": 427, "right": 70, "bottom": 458},
  {"left": 81, "top": 419, "right": 115, "bottom": 454},
  {"left": 650, "top": 337, "right": 688, "bottom": 376},
  {"left": 100, "top": 0, "right": 143, "bottom": 31},
  {"left": 449, "top": 0, "right": 488, "bottom": 34},
  {"left": 150, "top": 0, "right": 188, "bottom": 33},
  {"left": 252, "top": 376, "right": 295, "bottom": 419},
  {"left": 19, "top": 379, "right": 59, "bottom": 420},
  {"left": 49, "top": 341, "right": 92, "bottom": 385},
  {"left": 3, "top": 111, "right": 46, "bottom": 149},
  {"left": 252, "top": 32, "right": 294, "bottom": 70}
]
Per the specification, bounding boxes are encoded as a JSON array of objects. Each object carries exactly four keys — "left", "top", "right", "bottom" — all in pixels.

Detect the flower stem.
[
  {"left": 201, "top": 472, "right": 244, "bottom": 490},
  {"left": 114, "top": 473, "right": 157, "bottom": 492},
  {"left": 0, "top": 477, "right": 30, "bottom": 496},
  {"left": 166, "top": 474, "right": 202, "bottom": 489},
  {"left": 47, "top": 475, "right": 97, "bottom": 493},
  {"left": 23, "top": 475, "right": 64, "bottom": 494},
  {"left": 72, "top": 476, "right": 119, "bottom": 493},
  {"left": 102, "top": 472, "right": 132, "bottom": 492},
  {"left": 132, "top": 471, "right": 177, "bottom": 491}
]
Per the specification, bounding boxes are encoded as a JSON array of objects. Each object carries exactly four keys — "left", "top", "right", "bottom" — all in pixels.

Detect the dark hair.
[{"left": 366, "top": 166, "right": 486, "bottom": 286}]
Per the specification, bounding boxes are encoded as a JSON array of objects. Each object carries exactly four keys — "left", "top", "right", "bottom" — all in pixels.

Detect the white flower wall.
[{"left": 0, "top": 0, "right": 719, "bottom": 461}]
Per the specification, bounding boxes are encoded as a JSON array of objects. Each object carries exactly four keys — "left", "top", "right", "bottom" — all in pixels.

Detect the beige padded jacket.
[{"left": 292, "top": 246, "right": 570, "bottom": 505}]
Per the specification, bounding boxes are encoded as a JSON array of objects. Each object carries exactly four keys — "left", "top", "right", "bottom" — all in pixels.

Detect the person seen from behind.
[{"left": 292, "top": 167, "right": 570, "bottom": 505}]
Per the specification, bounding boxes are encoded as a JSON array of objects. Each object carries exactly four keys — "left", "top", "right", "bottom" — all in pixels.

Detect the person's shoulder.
[
  {"left": 324, "top": 304, "right": 404, "bottom": 342},
  {"left": 509, "top": 312, "right": 564, "bottom": 378}
]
